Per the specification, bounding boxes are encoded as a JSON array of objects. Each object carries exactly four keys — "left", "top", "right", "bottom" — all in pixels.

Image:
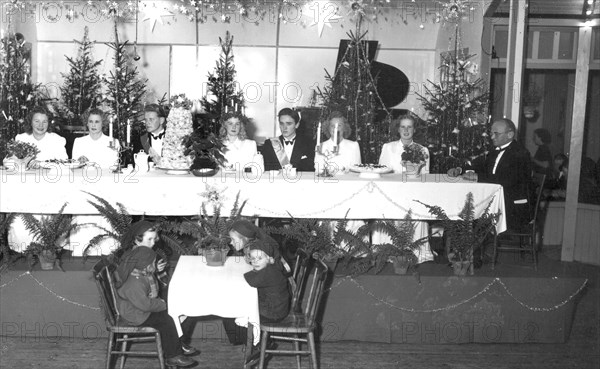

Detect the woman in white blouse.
[
  {"left": 375, "top": 114, "right": 434, "bottom": 263},
  {"left": 379, "top": 114, "right": 430, "bottom": 174},
  {"left": 314, "top": 112, "right": 361, "bottom": 175},
  {"left": 72, "top": 108, "right": 119, "bottom": 168},
  {"left": 220, "top": 113, "right": 263, "bottom": 171},
  {"left": 15, "top": 106, "right": 67, "bottom": 165}
]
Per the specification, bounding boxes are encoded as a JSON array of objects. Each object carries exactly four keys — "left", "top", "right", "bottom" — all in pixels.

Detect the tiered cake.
[{"left": 160, "top": 107, "right": 194, "bottom": 169}]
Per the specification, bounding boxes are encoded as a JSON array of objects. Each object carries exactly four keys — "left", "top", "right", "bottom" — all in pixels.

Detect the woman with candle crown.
[
  {"left": 72, "top": 108, "right": 120, "bottom": 168},
  {"left": 219, "top": 112, "right": 264, "bottom": 172},
  {"left": 262, "top": 107, "right": 315, "bottom": 172},
  {"left": 314, "top": 111, "right": 361, "bottom": 175}
]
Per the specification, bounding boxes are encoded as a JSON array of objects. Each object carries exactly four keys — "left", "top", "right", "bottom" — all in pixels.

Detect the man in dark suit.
[
  {"left": 135, "top": 104, "right": 166, "bottom": 165},
  {"left": 262, "top": 108, "right": 315, "bottom": 172},
  {"left": 453, "top": 118, "right": 532, "bottom": 231}
]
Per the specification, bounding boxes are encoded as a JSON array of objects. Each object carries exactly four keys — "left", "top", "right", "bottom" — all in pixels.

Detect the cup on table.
[
  {"left": 148, "top": 162, "right": 155, "bottom": 171},
  {"left": 464, "top": 170, "right": 477, "bottom": 182}
]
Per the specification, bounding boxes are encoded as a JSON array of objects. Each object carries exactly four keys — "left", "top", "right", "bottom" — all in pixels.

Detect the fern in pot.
[
  {"left": 370, "top": 211, "right": 427, "bottom": 275},
  {"left": 415, "top": 192, "right": 499, "bottom": 276},
  {"left": 21, "top": 203, "right": 76, "bottom": 271}
]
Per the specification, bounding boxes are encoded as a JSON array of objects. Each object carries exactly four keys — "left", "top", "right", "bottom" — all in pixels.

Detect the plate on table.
[
  {"left": 155, "top": 166, "right": 190, "bottom": 175},
  {"left": 349, "top": 164, "right": 393, "bottom": 175},
  {"left": 39, "top": 160, "right": 85, "bottom": 169}
]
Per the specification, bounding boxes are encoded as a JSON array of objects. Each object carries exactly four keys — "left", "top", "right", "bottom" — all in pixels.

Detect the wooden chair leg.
[
  {"left": 155, "top": 332, "right": 165, "bottom": 369},
  {"left": 294, "top": 334, "right": 301, "bottom": 369},
  {"left": 307, "top": 331, "right": 318, "bottom": 369},
  {"left": 243, "top": 323, "right": 254, "bottom": 369},
  {"left": 106, "top": 332, "right": 115, "bottom": 369},
  {"left": 492, "top": 233, "right": 498, "bottom": 270},
  {"left": 119, "top": 334, "right": 128, "bottom": 369},
  {"left": 258, "top": 331, "right": 269, "bottom": 369}
]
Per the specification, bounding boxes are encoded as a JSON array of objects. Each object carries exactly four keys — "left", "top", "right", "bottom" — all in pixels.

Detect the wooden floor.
[{"left": 2, "top": 246, "right": 599, "bottom": 369}]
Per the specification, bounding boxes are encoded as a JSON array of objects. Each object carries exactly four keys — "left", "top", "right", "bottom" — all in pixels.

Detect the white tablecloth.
[
  {"left": 167, "top": 255, "right": 260, "bottom": 345},
  {"left": 0, "top": 169, "right": 506, "bottom": 233}
]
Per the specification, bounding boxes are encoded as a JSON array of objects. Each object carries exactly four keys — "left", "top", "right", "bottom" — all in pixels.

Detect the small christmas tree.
[
  {"left": 103, "top": 21, "right": 147, "bottom": 144},
  {"left": 57, "top": 26, "right": 103, "bottom": 125},
  {"left": 200, "top": 31, "right": 245, "bottom": 136},
  {"left": 318, "top": 16, "right": 391, "bottom": 164},
  {"left": 417, "top": 25, "right": 490, "bottom": 174},
  {"left": 0, "top": 31, "right": 42, "bottom": 160}
]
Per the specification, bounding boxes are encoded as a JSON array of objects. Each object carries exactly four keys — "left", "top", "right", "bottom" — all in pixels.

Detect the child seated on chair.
[
  {"left": 244, "top": 240, "right": 290, "bottom": 323},
  {"left": 115, "top": 247, "right": 197, "bottom": 368}
]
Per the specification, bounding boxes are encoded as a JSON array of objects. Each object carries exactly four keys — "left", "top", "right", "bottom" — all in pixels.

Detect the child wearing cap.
[
  {"left": 116, "top": 247, "right": 197, "bottom": 368},
  {"left": 244, "top": 240, "right": 290, "bottom": 323}
]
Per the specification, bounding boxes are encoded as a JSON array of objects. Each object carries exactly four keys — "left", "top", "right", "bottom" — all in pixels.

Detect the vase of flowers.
[
  {"left": 2, "top": 140, "right": 40, "bottom": 172},
  {"left": 197, "top": 235, "right": 230, "bottom": 266},
  {"left": 401, "top": 143, "right": 428, "bottom": 177}
]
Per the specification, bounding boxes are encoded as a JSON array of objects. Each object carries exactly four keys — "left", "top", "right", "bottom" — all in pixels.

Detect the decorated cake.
[
  {"left": 349, "top": 163, "right": 393, "bottom": 174},
  {"left": 160, "top": 95, "right": 194, "bottom": 170}
]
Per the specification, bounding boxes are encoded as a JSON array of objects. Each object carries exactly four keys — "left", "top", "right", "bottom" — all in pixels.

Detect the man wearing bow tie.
[
  {"left": 137, "top": 104, "right": 166, "bottom": 165},
  {"left": 450, "top": 118, "right": 532, "bottom": 231},
  {"left": 262, "top": 108, "right": 315, "bottom": 172}
]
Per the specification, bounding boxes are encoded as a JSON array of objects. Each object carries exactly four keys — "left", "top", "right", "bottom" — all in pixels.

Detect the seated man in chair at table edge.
[
  {"left": 448, "top": 118, "right": 533, "bottom": 232},
  {"left": 134, "top": 104, "right": 166, "bottom": 165}
]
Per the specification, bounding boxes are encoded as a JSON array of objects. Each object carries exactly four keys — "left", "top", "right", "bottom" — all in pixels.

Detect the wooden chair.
[
  {"left": 92, "top": 262, "right": 166, "bottom": 369},
  {"left": 257, "top": 256, "right": 329, "bottom": 369},
  {"left": 492, "top": 173, "right": 547, "bottom": 271}
]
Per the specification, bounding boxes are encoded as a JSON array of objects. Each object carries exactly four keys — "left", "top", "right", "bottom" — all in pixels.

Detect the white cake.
[
  {"left": 160, "top": 107, "right": 194, "bottom": 169},
  {"left": 349, "top": 164, "right": 393, "bottom": 174}
]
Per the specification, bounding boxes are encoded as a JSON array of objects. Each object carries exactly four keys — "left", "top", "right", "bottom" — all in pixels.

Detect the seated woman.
[
  {"left": 262, "top": 108, "right": 315, "bottom": 171},
  {"left": 72, "top": 108, "right": 119, "bottom": 168},
  {"left": 9, "top": 106, "right": 69, "bottom": 253},
  {"left": 314, "top": 111, "right": 361, "bottom": 175},
  {"left": 220, "top": 112, "right": 264, "bottom": 172},
  {"left": 116, "top": 247, "right": 197, "bottom": 368},
  {"left": 375, "top": 114, "right": 434, "bottom": 264},
  {"left": 379, "top": 114, "right": 430, "bottom": 174},
  {"left": 15, "top": 106, "right": 68, "bottom": 164}
]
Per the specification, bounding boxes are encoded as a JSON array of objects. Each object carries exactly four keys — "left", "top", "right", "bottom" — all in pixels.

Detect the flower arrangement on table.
[
  {"left": 2, "top": 140, "right": 40, "bottom": 170},
  {"left": 401, "top": 143, "right": 429, "bottom": 175},
  {"left": 182, "top": 131, "right": 227, "bottom": 172}
]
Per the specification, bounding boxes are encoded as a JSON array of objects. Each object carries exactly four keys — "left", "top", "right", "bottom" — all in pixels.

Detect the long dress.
[
  {"left": 376, "top": 140, "right": 434, "bottom": 263},
  {"left": 10, "top": 133, "right": 69, "bottom": 252}
]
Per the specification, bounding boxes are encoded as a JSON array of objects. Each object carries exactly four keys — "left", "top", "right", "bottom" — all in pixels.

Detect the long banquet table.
[{"left": 0, "top": 168, "right": 506, "bottom": 232}]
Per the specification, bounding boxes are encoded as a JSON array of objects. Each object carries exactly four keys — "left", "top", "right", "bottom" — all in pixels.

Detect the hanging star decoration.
[
  {"left": 142, "top": 2, "right": 174, "bottom": 32},
  {"left": 441, "top": 0, "right": 469, "bottom": 22},
  {"left": 306, "top": 1, "right": 344, "bottom": 38}
]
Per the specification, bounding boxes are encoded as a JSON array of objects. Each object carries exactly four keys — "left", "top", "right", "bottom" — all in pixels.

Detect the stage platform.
[{"left": 0, "top": 253, "right": 590, "bottom": 344}]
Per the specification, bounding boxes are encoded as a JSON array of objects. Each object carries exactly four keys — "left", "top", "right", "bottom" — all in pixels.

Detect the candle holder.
[{"left": 108, "top": 140, "right": 133, "bottom": 173}]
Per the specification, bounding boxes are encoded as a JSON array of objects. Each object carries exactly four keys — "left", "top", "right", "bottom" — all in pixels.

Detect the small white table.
[{"left": 168, "top": 255, "right": 260, "bottom": 345}]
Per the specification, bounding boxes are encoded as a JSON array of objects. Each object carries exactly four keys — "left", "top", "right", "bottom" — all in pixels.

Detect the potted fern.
[
  {"left": 415, "top": 192, "right": 499, "bottom": 276},
  {"left": 21, "top": 203, "right": 76, "bottom": 271},
  {"left": 370, "top": 211, "right": 427, "bottom": 275},
  {"left": 193, "top": 190, "right": 247, "bottom": 266}
]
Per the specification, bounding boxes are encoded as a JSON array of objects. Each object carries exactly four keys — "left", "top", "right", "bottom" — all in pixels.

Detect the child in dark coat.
[
  {"left": 116, "top": 247, "right": 197, "bottom": 368},
  {"left": 244, "top": 240, "right": 290, "bottom": 323}
]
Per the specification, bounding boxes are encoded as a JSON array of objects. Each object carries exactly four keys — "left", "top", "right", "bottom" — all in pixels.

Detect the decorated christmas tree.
[
  {"left": 57, "top": 26, "right": 103, "bottom": 125},
  {"left": 200, "top": 31, "right": 245, "bottom": 136},
  {"left": 103, "top": 21, "right": 147, "bottom": 144},
  {"left": 318, "top": 16, "right": 391, "bottom": 164},
  {"left": 0, "top": 31, "right": 42, "bottom": 160},
  {"left": 417, "top": 7, "right": 490, "bottom": 173}
]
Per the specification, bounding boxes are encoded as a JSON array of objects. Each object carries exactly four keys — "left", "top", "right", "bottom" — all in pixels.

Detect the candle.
[
  {"left": 234, "top": 102, "right": 238, "bottom": 112},
  {"left": 24, "top": 73, "right": 27, "bottom": 83},
  {"left": 225, "top": 105, "right": 228, "bottom": 113},
  {"left": 488, "top": 115, "right": 492, "bottom": 123},
  {"left": 2, "top": 110, "right": 7, "bottom": 120},
  {"left": 126, "top": 119, "right": 131, "bottom": 145},
  {"left": 316, "top": 121, "right": 321, "bottom": 146},
  {"left": 333, "top": 121, "right": 339, "bottom": 146},
  {"left": 108, "top": 117, "right": 113, "bottom": 139}
]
